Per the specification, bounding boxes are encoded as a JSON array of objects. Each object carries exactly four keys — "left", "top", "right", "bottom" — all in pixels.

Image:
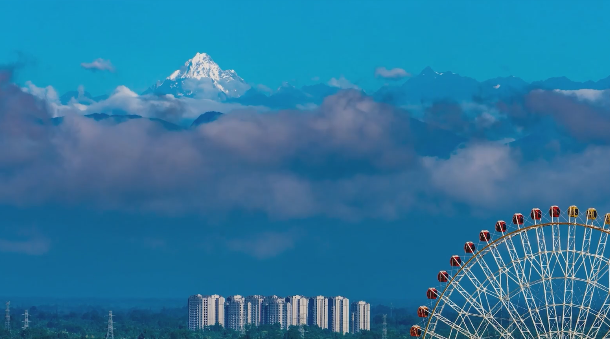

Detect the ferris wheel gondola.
[{"left": 411, "top": 204, "right": 610, "bottom": 339}]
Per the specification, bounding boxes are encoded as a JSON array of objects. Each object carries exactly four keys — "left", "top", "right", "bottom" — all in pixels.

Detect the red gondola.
[
  {"left": 427, "top": 288, "right": 438, "bottom": 299},
  {"left": 410, "top": 325, "right": 422, "bottom": 337},
  {"left": 479, "top": 230, "right": 491, "bottom": 242},
  {"left": 437, "top": 271, "right": 449, "bottom": 282},
  {"left": 464, "top": 242, "right": 476, "bottom": 254},
  {"left": 495, "top": 220, "right": 507, "bottom": 232},
  {"left": 450, "top": 255, "right": 461, "bottom": 267},
  {"left": 549, "top": 205, "right": 560, "bottom": 218},
  {"left": 530, "top": 208, "right": 542, "bottom": 220},
  {"left": 512, "top": 213, "right": 524, "bottom": 225},
  {"left": 417, "top": 306, "right": 429, "bottom": 318}
]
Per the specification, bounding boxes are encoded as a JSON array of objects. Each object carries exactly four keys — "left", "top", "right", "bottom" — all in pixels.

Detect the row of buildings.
[{"left": 188, "top": 294, "right": 370, "bottom": 334}]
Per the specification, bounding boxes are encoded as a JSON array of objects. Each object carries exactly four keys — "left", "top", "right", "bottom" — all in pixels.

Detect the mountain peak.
[
  {"left": 167, "top": 52, "right": 224, "bottom": 81},
  {"left": 419, "top": 66, "right": 438, "bottom": 77},
  {"left": 154, "top": 52, "right": 249, "bottom": 98}
]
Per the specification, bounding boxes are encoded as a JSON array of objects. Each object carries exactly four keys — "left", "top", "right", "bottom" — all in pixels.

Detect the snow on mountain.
[{"left": 145, "top": 53, "right": 250, "bottom": 99}]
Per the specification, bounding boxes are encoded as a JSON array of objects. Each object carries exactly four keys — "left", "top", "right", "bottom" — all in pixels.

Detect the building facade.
[
  {"left": 286, "top": 295, "right": 308, "bottom": 326},
  {"left": 226, "top": 295, "right": 249, "bottom": 333},
  {"left": 188, "top": 294, "right": 226, "bottom": 330},
  {"left": 245, "top": 295, "right": 265, "bottom": 326},
  {"left": 307, "top": 296, "right": 328, "bottom": 329},
  {"left": 351, "top": 301, "right": 370, "bottom": 333},
  {"left": 188, "top": 294, "right": 205, "bottom": 330},
  {"left": 263, "top": 295, "right": 289, "bottom": 329},
  {"left": 328, "top": 296, "right": 349, "bottom": 334},
  {"left": 208, "top": 294, "right": 226, "bottom": 327}
]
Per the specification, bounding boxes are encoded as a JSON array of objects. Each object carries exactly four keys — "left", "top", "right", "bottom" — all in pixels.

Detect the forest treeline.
[{"left": 0, "top": 304, "right": 419, "bottom": 339}]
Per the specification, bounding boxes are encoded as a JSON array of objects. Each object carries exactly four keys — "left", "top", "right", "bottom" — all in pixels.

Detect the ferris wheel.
[{"left": 410, "top": 205, "right": 610, "bottom": 339}]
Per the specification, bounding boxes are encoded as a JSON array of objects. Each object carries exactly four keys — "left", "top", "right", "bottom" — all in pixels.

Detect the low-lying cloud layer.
[
  {"left": 22, "top": 82, "right": 261, "bottom": 121},
  {"left": 3, "top": 67, "right": 610, "bottom": 223}
]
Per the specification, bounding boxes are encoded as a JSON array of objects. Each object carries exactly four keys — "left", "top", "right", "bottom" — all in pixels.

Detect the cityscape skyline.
[{"left": 188, "top": 294, "right": 370, "bottom": 334}]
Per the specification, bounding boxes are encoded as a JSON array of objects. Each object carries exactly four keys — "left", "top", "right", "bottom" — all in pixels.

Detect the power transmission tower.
[
  {"left": 22, "top": 310, "right": 29, "bottom": 330},
  {"left": 105, "top": 311, "right": 114, "bottom": 339},
  {"left": 382, "top": 314, "right": 387, "bottom": 339},
  {"left": 4, "top": 301, "right": 10, "bottom": 333}
]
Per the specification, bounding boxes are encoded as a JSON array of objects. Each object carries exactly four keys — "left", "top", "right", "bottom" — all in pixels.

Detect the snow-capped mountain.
[{"left": 144, "top": 52, "right": 250, "bottom": 99}]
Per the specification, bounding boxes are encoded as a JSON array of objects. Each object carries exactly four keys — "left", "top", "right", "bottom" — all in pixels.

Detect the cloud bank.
[{"left": 4, "top": 66, "right": 610, "bottom": 223}]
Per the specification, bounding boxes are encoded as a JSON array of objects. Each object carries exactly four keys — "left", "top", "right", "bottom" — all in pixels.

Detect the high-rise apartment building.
[
  {"left": 188, "top": 294, "right": 226, "bottom": 330},
  {"left": 328, "top": 296, "right": 349, "bottom": 334},
  {"left": 263, "top": 295, "right": 289, "bottom": 329},
  {"left": 286, "top": 295, "right": 308, "bottom": 326},
  {"left": 307, "top": 296, "right": 328, "bottom": 329},
  {"left": 226, "top": 295, "right": 249, "bottom": 333},
  {"left": 351, "top": 301, "right": 370, "bottom": 333},
  {"left": 245, "top": 295, "right": 265, "bottom": 326},
  {"left": 188, "top": 294, "right": 205, "bottom": 330},
  {"left": 208, "top": 294, "right": 226, "bottom": 327}
]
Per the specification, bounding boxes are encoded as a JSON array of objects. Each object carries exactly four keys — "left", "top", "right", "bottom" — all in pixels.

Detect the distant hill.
[{"left": 191, "top": 111, "right": 224, "bottom": 127}]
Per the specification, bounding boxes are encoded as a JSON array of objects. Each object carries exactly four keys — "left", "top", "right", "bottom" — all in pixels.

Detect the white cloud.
[
  {"left": 81, "top": 58, "right": 115, "bottom": 72},
  {"left": 22, "top": 81, "right": 59, "bottom": 103},
  {"left": 328, "top": 76, "right": 359, "bottom": 89},
  {"left": 554, "top": 89, "right": 609, "bottom": 103},
  {"left": 374, "top": 67, "right": 411, "bottom": 80},
  {"left": 423, "top": 144, "right": 517, "bottom": 206},
  {"left": 21, "top": 81, "right": 78, "bottom": 117}
]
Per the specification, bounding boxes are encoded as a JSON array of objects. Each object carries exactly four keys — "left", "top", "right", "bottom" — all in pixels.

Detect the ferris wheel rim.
[{"left": 422, "top": 221, "right": 610, "bottom": 339}]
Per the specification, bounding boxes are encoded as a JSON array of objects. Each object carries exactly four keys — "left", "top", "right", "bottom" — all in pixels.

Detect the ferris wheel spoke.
[
  {"left": 574, "top": 226, "right": 593, "bottom": 279},
  {"left": 437, "top": 293, "right": 484, "bottom": 339},
  {"left": 434, "top": 312, "right": 482, "bottom": 339},
  {"left": 503, "top": 233, "right": 547, "bottom": 338},
  {"left": 449, "top": 279, "right": 512, "bottom": 338},
  {"left": 535, "top": 226, "right": 561, "bottom": 339},
  {"left": 424, "top": 330, "right": 451, "bottom": 339},
  {"left": 591, "top": 230, "right": 609, "bottom": 281},
  {"left": 587, "top": 266, "right": 610, "bottom": 339},
  {"left": 574, "top": 227, "right": 607, "bottom": 336},
  {"left": 559, "top": 223, "right": 577, "bottom": 339},
  {"left": 519, "top": 230, "right": 544, "bottom": 278},
  {"left": 468, "top": 249, "right": 532, "bottom": 339}
]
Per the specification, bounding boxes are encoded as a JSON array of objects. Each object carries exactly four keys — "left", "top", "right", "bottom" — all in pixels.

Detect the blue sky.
[
  {"left": 3, "top": 0, "right": 610, "bottom": 96},
  {"left": 3, "top": 0, "right": 610, "bottom": 303}
]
